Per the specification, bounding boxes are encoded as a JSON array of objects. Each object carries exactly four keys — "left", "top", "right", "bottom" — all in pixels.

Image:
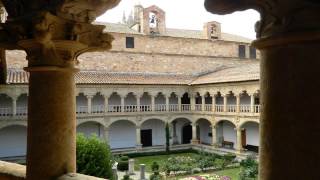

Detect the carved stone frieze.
[{"left": 205, "top": 0, "right": 320, "bottom": 38}]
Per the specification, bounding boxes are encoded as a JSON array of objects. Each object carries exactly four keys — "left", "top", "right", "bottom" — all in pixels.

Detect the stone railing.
[{"left": 0, "top": 104, "right": 262, "bottom": 117}]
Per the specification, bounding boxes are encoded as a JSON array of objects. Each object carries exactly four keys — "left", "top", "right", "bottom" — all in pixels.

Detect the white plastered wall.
[
  {"left": 109, "top": 120, "right": 136, "bottom": 149},
  {"left": 77, "top": 122, "right": 103, "bottom": 138},
  {"left": 243, "top": 122, "right": 259, "bottom": 146},
  {"left": 141, "top": 119, "right": 165, "bottom": 146},
  {"left": 0, "top": 125, "right": 27, "bottom": 158}
]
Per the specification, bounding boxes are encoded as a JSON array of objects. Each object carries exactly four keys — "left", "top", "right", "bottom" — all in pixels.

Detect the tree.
[{"left": 76, "top": 134, "right": 113, "bottom": 179}]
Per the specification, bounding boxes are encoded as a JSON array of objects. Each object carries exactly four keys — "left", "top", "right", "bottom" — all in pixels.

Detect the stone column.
[
  {"left": 236, "top": 127, "right": 242, "bottom": 152},
  {"left": 136, "top": 126, "right": 142, "bottom": 149},
  {"left": 223, "top": 95, "right": 227, "bottom": 112},
  {"left": 178, "top": 96, "right": 182, "bottom": 111},
  {"left": 12, "top": 96, "right": 17, "bottom": 116},
  {"left": 190, "top": 94, "right": 195, "bottom": 111},
  {"left": 25, "top": 65, "right": 78, "bottom": 179},
  {"left": 103, "top": 126, "right": 109, "bottom": 143},
  {"left": 0, "top": 3, "right": 117, "bottom": 179},
  {"left": 120, "top": 95, "right": 125, "bottom": 112},
  {"left": 104, "top": 95, "right": 109, "bottom": 113},
  {"left": 172, "top": 121, "right": 178, "bottom": 144},
  {"left": 212, "top": 95, "right": 216, "bottom": 112},
  {"left": 87, "top": 95, "right": 93, "bottom": 113},
  {"left": 136, "top": 95, "right": 141, "bottom": 112},
  {"left": 211, "top": 125, "right": 217, "bottom": 146},
  {"left": 151, "top": 95, "right": 155, "bottom": 111},
  {"left": 191, "top": 123, "right": 198, "bottom": 144},
  {"left": 165, "top": 95, "right": 170, "bottom": 112},
  {"left": 128, "top": 159, "right": 135, "bottom": 175},
  {"left": 202, "top": 95, "right": 205, "bottom": 111},
  {"left": 250, "top": 95, "right": 255, "bottom": 113},
  {"left": 236, "top": 95, "right": 240, "bottom": 113}
]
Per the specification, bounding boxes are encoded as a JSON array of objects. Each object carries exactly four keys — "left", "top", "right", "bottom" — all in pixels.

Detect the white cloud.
[{"left": 97, "top": 0, "right": 260, "bottom": 39}]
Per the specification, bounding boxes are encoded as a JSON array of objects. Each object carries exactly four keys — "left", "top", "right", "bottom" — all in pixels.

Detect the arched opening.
[
  {"left": 196, "top": 118, "right": 212, "bottom": 145},
  {"left": 169, "top": 92, "right": 178, "bottom": 111},
  {"left": 171, "top": 118, "right": 192, "bottom": 144},
  {"left": 109, "top": 92, "right": 121, "bottom": 112},
  {"left": 140, "top": 92, "right": 151, "bottom": 112},
  {"left": 216, "top": 120, "right": 236, "bottom": 149},
  {"left": 17, "top": 94, "right": 28, "bottom": 116},
  {"left": 124, "top": 92, "right": 137, "bottom": 112},
  {"left": 141, "top": 119, "right": 165, "bottom": 147},
  {"left": 240, "top": 91, "right": 251, "bottom": 112},
  {"left": 195, "top": 92, "right": 202, "bottom": 111},
  {"left": 227, "top": 92, "right": 236, "bottom": 112},
  {"left": 77, "top": 122, "right": 104, "bottom": 139},
  {"left": 241, "top": 121, "right": 259, "bottom": 153},
  {"left": 92, "top": 93, "right": 105, "bottom": 113},
  {"left": 181, "top": 93, "right": 190, "bottom": 111},
  {"left": 0, "top": 125, "right": 27, "bottom": 158},
  {"left": 155, "top": 92, "right": 166, "bottom": 112},
  {"left": 0, "top": 94, "right": 12, "bottom": 116},
  {"left": 109, "top": 120, "right": 136, "bottom": 149},
  {"left": 204, "top": 92, "right": 213, "bottom": 111},
  {"left": 215, "top": 92, "right": 224, "bottom": 112},
  {"left": 76, "top": 93, "right": 88, "bottom": 114}
]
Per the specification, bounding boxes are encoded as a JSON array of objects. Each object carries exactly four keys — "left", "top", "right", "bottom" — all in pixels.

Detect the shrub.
[
  {"left": 117, "top": 161, "right": 129, "bottom": 171},
  {"left": 150, "top": 171, "right": 163, "bottom": 180},
  {"left": 163, "top": 156, "right": 197, "bottom": 175},
  {"left": 151, "top": 162, "right": 160, "bottom": 172},
  {"left": 239, "top": 156, "right": 258, "bottom": 180},
  {"left": 76, "top": 134, "right": 113, "bottom": 179},
  {"left": 122, "top": 174, "right": 133, "bottom": 180},
  {"left": 120, "top": 156, "right": 129, "bottom": 161}
]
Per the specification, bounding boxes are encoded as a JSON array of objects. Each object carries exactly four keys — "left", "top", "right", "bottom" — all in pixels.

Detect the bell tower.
[{"left": 141, "top": 5, "right": 166, "bottom": 35}]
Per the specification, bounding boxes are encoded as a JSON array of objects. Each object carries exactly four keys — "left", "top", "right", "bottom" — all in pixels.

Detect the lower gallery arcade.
[{"left": 0, "top": 116, "right": 260, "bottom": 159}]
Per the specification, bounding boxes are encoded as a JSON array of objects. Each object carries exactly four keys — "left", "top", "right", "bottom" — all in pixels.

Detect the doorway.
[
  {"left": 141, "top": 129, "right": 152, "bottom": 147},
  {"left": 241, "top": 129, "right": 246, "bottom": 148},
  {"left": 182, "top": 124, "right": 192, "bottom": 144}
]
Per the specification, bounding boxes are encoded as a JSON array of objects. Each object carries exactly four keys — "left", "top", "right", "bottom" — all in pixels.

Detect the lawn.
[{"left": 133, "top": 152, "right": 199, "bottom": 172}]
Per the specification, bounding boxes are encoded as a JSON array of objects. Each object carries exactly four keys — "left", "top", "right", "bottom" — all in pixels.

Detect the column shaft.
[
  {"left": 12, "top": 97, "right": 17, "bottom": 116},
  {"left": 258, "top": 38, "right": 320, "bottom": 180},
  {"left": 178, "top": 97, "right": 182, "bottom": 111},
  {"left": 104, "top": 96, "right": 109, "bottom": 113},
  {"left": 236, "top": 128, "right": 242, "bottom": 152},
  {"left": 250, "top": 95, "right": 255, "bottom": 113},
  {"left": 26, "top": 68, "right": 76, "bottom": 179},
  {"left": 202, "top": 96, "right": 205, "bottom": 111},
  {"left": 136, "top": 96, "right": 141, "bottom": 112},
  {"left": 211, "top": 126, "right": 216, "bottom": 146},
  {"left": 151, "top": 95, "right": 155, "bottom": 111},
  {"left": 87, "top": 96, "right": 92, "bottom": 113},
  {"left": 121, "top": 96, "right": 125, "bottom": 112},
  {"left": 212, "top": 95, "right": 216, "bottom": 112},
  {"left": 136, "top": 127, "right": 142, "bottom": 148},
  {"left": 166, "top": 96, "right": 169, "bottom": 112},
  {"left": 223, "top": 95, "right": 227, "bottom": 112},
  {"left": 236, "top": 95, "right": 240, "bottom": 113}
]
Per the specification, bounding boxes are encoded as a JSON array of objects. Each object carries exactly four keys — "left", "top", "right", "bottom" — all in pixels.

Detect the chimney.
[{"left": 204, "top": 21, "right": 221, "bottom": 40}]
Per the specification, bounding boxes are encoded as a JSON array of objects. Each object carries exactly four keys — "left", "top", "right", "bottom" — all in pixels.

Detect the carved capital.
[
  {"left": 205, "top": 0, "right": 320, "bottom": 38},
  {"left": 0, "top": 1, "right": 119, "bottom": 68}
]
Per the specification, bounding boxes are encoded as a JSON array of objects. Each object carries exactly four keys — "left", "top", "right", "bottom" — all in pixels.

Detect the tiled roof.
[
  {"left": 6, "top": 69, "right": 194, "bottom": 85},
  {"left": 190, "top": 63, "right": 260, "bottom": 84},
  {"left": 97, "top": 22, "right": 252, "bottom": 43}
]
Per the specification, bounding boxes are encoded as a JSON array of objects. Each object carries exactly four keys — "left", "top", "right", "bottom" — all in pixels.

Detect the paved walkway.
[{"left": 118, "top": 171, "right": 151, "bottom": 180}]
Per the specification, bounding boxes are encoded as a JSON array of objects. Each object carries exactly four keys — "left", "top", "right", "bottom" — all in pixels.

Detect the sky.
[{"left": 97, "top": 0, "right": 260, "bottom": 39}]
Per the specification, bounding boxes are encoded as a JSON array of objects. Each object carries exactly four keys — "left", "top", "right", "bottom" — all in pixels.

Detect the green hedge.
[{"left": 76, "top": 134, "right": 113, "bottom": 179}]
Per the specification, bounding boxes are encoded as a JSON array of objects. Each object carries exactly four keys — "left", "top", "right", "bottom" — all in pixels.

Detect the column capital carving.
[
  {"left": 205, "top": 0, "right": 320, "bottom": 39},
  {"left": 0, "top": 0, "right": 120, "bottom": 68}
]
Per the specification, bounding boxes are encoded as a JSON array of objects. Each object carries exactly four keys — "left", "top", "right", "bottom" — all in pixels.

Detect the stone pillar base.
[
  {"left": 136, "top": 144, "right": 142, "bottom": 151},
  {"left": 191, "top": 139, "right": 200, "bottom": 145}
]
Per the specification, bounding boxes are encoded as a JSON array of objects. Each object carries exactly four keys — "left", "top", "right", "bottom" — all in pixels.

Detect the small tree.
[
  {"left": 165, "top": 122, "right": 170, "bottom": 153},
  {"left": 76, "top": 134, "right": 113, "bottom": 179}
]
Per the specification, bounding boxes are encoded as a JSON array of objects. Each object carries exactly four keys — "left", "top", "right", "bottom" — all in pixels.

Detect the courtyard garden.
[{"left": 76, "top": 134, "right": 258, "bottom": 180}]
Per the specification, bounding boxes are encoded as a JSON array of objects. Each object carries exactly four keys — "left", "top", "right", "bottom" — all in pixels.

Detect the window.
[
  {"left": 126, "top": 37, "right": 134, "bottom": 48},
  {"left": 238, "top": 45, "right": 246, "bottom": 59},
  {"left": 250, "top": 46, "right": 257, "bottom": 59}
]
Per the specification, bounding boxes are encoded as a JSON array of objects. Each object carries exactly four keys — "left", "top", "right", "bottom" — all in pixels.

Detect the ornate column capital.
[
  {"left": 205, "top": 0, "right": 320, "bottom": 39},
  {"left": 0, "top": 0, "right": 120, "bottom": 68}
]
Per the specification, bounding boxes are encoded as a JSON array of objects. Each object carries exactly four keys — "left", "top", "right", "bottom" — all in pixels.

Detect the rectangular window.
[
  {"left": 238, "top": 45, "right": 246, "bottom": 59},
  {"left": 126, "top": 37, "right": 134, "bottom": 48},
  {"left": 250, "top": 46, "right": 257, "bottom": 59}
]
